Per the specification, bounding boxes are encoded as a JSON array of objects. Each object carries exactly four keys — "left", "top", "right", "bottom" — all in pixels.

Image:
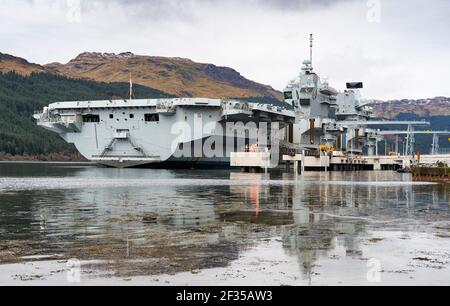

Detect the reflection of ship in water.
[
  {"left": 1, "top": 165, "right": 449, "bottom": 278},
  {"left": 224, "top": 172, "right": 450, "bottom": 278},
  {"left": 225, "top": 172, "right": 368, "bottom": 278}
]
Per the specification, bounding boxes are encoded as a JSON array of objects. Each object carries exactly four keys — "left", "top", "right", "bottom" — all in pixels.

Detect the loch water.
[{"left": 0, "top": 162, "right": 449, "bottom": 285}]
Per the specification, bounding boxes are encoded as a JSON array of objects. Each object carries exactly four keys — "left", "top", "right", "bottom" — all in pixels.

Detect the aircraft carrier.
[
  {"left": 34, "top": 35, "right": 450, "bottom": 169},
  {"left": 34, "top": 98, "right": 295, "bottom": 168}
]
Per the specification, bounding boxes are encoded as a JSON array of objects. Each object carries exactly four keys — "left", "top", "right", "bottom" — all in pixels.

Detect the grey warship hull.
[{"left": 34, "top": 98, "right": 295, "bottom": 168}]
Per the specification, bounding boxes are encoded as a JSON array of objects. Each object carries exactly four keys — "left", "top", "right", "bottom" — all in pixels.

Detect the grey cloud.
[
  {"left": 4, "top": 0, "right": 450, "bottom": 100},
  {"left": 251, "top": 0, "right": 354, "bottom": 10},
  {"left": 81, "top": 0, "right": 354, "bottom": 12}
]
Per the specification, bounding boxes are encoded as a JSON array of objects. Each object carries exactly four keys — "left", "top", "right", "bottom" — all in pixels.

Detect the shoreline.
[
  {"left": 412, "top": 166, "right": 450, "bottom": 183},
  {"left": 0, "top": 152, "right": 86, "bottom": 163},
  {"left": 1, "top": 232, "right": 449, "bottom": 286},
  {"left": 0, "top": 161, "right": 95, "bottom": 166}
]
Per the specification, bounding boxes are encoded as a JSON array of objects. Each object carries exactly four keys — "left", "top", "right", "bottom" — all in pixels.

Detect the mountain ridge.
[
  {"left": 43, "top": 52, "right": 282, "bottom": 100},
  {"left": 0, "top": 52, "right": 49, "bottom": 76},
  {"left": 370, "top": 96, "right": 450, "bottom": 119},
  {"left": 1, "top": 51, "right": 450, "bottom": 119}
]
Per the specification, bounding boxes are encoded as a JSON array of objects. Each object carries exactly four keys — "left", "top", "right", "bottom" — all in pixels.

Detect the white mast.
[
  {"left": 309, "top": 34, "right": 314, "bottom": 67},
  {"left": 129, "top": 73, "right": 133, "bottom": 100}
]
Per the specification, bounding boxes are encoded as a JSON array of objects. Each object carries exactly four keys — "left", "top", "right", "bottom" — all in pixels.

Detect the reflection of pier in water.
[{"left": 226, "top": 172, "right": 450, "bottom": 278}]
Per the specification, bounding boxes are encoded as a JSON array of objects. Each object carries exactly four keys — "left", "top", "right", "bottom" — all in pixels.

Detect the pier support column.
[
  {"left": 286, "top": 161, "right": 291, "bottom": 172},
  {"left": 294, "top": 161, "right": 299, "bottom": 174},
  {"left": 301, "top": 151, "right": 306, "bottom": 175},
  {"left": 309, "top": 119, "right": 315, "bottom": 145}
]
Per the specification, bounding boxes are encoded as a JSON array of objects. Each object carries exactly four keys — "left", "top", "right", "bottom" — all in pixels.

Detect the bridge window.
[
  {"left": 83, "top": 114, "right": 100, "bottom": 123},
  {"left": 284, "top": 91, "right": 293, "bottom": 100},
  {"left": 145, "top": 114, "right": 160, "bottom": 122},
  {"left": 300, "top": 99, "right": 311, "bottom": 106}
]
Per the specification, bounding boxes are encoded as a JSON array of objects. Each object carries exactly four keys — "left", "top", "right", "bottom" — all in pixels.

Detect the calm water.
[{"left": 0, "top": 162, "right": 449, "bottom": 285}]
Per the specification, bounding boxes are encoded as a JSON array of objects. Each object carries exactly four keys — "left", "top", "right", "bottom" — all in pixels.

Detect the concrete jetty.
[{"left": 231, "top": 151, "right": 450, "bottom": 173}]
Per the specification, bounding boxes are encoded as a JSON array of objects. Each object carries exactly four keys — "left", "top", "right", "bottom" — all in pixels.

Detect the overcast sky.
[{"left": 1, "top": 0, "right": 449, "bottom": 100}]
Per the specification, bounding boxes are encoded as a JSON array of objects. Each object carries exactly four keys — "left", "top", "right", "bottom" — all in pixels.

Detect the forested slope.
[{"left": 0, "top": 72, "right": 172, "bottom": 159}]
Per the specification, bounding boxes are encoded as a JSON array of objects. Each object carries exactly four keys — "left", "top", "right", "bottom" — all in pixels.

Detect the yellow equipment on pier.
[{"left": 320, "top": 145, "right": 335, "bottom": 153}]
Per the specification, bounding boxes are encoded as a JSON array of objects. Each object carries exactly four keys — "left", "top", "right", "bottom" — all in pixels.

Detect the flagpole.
[{"left": 129, "top": 72, "right": 133, "bottom": 100}]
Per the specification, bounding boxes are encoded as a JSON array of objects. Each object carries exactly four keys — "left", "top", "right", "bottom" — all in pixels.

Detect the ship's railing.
[
  {"left": 156, "top": 101, "right": 175, "bottom": 111},
  {"left": 34, "top": 111, "right": 82, "bottom": 125},
  {"left": 252, "top": 104, "right": 289, "bottom": 114},
  {"left": 324, "top": 122, "right": 338, "bottom": 131},
  {"left": 222, "top": 101, "right": 253, "bottom": 111},
  {"left": 222, "top": 99, "right": 293, "bottom": 115},
  {"left": 33, "top": 112, "right": 57, "bottom": 123}
]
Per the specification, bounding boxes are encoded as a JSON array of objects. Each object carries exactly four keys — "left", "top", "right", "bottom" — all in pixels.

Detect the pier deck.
[{"left": 230, "top": 152, "right": 450, "bottom": 173}]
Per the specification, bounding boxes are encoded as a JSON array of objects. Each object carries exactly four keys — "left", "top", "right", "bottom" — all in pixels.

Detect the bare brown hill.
[
  {"left": 45, "top": 52, "right": 282, "bottom": 99},
  {"left": 0, "top": 53, "right": 48, "bottom": 76},
  {"left": 371, "top": 97, "right": 450, "bottom": 119}
]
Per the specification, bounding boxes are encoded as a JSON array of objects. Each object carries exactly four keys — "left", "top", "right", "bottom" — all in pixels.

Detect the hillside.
[
  {"left": 2, "top": 51, "right": 449, "bottom": 117},
  {"left": 45, "top": 52, "right": 282, "bottom": 100},
  {"left": 371, "top": 97, "right": 450, "bottom": 119},
  {"left": 0, "top": 72, "right": 172, "bottom": 159},
  {"left": 0, "top": 53, "right": 48, "bottom": 76}
]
